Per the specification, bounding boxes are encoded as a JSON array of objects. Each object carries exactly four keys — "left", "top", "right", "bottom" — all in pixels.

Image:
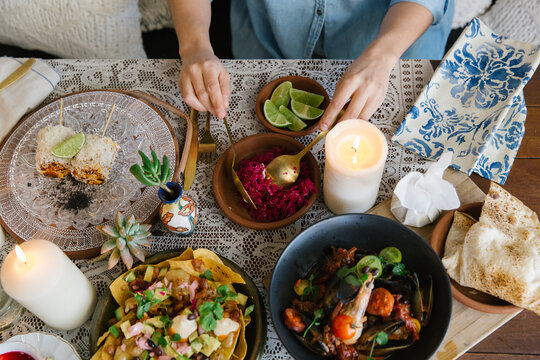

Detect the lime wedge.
[
  {"left": 270, "top": 81, "right": 292, "bottom": 108},
  {"left": 290, "top": 88, "right": 325, "bottom": 107},
  {"left": 51, "top": 133, "right": 85, "bottom": 158},
  {"left": 264, "top": 100, "right": 291, "bottom": 128},
  {"left": 279, "top": 105, "right": 307, "bottom": 131},
  {"left": 290, "top": 99, "right": 325, "bottom": 120}
]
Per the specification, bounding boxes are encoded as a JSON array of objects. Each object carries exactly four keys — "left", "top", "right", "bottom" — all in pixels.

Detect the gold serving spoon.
[
  {"left": 223, "top": 116, "right": 257, "bottom": 210},
  {"left": 265, "top": 110, "right": 344, "bottom": 188}
]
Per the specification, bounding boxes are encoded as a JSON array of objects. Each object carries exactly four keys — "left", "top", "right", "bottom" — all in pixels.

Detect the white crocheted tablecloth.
[{"left": 0, "top": 59, "right": 434, "bottom": 360}]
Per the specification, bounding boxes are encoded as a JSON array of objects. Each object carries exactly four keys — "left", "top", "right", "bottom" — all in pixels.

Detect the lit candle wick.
[
  {"left": 15, "top": 245, "right": 27, "bottom": 264},
  {"left": 351, "top": 136, "right": 361, "bottom": 152}
]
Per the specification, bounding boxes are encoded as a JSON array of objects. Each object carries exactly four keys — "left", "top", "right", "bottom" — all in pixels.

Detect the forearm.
[
  {"left": 168, "top": 0, "right": 213, "bottom": 57},
  {"left": 365, "top": 2, "right": 433, "bottom": 62}
]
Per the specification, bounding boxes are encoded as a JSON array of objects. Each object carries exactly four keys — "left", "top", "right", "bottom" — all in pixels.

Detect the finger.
[
  {"left": 191, "top": 70, "right": 215, "bottom": 114},
  {"left": 203, "top": 67, "right": 226, "bottom": 119},
  {"left": 179, "top": 76, "right": 207, "bottom": 112},
  {"left": 219, "top": 70, "right": 231, "bottom": 109},
  {"left": 358, "top": 93, "right": 385, "bottom": 120},
  {"left": 319, "top": 81, "right": 355, "bottom": 131},
  {"left": 341, "top": 90, "right": 369, "bottom": 121}
]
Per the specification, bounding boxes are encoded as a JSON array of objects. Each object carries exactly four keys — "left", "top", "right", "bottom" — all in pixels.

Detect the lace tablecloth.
[{"left": 0, "top": 59, "right": 433, "bottom": 359}]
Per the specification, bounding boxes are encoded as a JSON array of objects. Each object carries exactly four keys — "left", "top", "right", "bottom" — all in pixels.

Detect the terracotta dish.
[
  {"left": 212, "top": 133, "right": 320, "bottom": 230},
  {"left": 430, "top": 202, "right": 521, "bottom": 313},
  {"left": 256, "top": 75, "right": 330, "bottom": 137}
]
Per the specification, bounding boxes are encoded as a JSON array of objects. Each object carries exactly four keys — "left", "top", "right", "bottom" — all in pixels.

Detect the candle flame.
[
  {"left": 351, "top": 136, "right": 361, "bottom": 152},
  {"left": 15, "top": 245, "right": 27, "bottom": 263},
  {"left": 353, "top": 154, "right": 358, "bottom": 164}
]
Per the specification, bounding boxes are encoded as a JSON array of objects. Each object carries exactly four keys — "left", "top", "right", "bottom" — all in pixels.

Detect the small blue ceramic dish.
[
  {"left": 269, "top": 214, "right": 452, "bottom": 360},
  {"left": 158, "top": 181, "right": 198, "bottom": 235}
]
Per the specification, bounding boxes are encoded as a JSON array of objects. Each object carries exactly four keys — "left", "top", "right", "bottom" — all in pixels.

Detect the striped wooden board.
[{"left": 367, "top": 168, "right": 522, "bottom": 360}]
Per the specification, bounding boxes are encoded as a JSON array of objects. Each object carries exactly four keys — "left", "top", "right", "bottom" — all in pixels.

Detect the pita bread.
[
  {"left": 442, "top": 211, "right": 477, "bottom": 281},
  {"left": 442, "top": 183, "right": 540, "bottom": 315}
]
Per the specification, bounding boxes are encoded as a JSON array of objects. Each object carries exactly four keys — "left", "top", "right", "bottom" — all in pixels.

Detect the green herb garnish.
[
  {"left": 392, "top": 263, "right": 409, "bottom": 276},
  {"left": 108, "top": 325, "right": 120, "bottom": 338},
  {"left": 199, "top": 301, "right": 224, "bottom": 332},
  {"left": 302, "top": 308, "right": 323, "bottom": 338},
  {"left": 130, "top": 150, "right": 173, "bottom": 195},
  {"left": 171, "top": 333, "right": 182, "bottom": 342},
  {"left": 199, "top": 269, "right": 214, "bottom": 281},
  {"left": 217, "top": 284, "right": 238, "bottom": 303},
  {"left": 135, "top": 289, "right": 167, "bottom": 319},
  {"left": 158, "top": 336, "right": 168, "bottom": 347},
  {"left": 368, "top": 331, "right": 389, "bottom": 360},
  {"left": 301, "top": 274, "right": 320, "bottom": 301},
  {"left": 337, "top": 266, "right": 365, "bottom": 286},
  {"left": 244, "top": 304, "right": 254, "bottom": 317},
  {"left": 160, "top": 314, "right": 173, "bottom": 329}
]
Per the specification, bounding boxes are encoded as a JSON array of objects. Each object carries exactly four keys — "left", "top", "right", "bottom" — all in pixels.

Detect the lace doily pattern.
[{"left": 0, "top": 59, "right": 434, "bottom": 360}]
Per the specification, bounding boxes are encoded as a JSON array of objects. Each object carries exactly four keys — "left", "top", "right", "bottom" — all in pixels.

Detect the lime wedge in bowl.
[
  {"left": 290, "top": 88, "right": 325, "bottom": 107},
  {"left": 290, "top": 99, "right": 325, "bottom": 120},
  {"left": 270, "top": 81, "right": 292, "bottom": 108},
  {"left": 279, "top": 105, "right": 307, "bottom": 131},
  {"left": 51, "top": 132, "right": 85, "bottom": 158},
  {"left": 264, "top": 100, "right": 291, "bottom": 128}
]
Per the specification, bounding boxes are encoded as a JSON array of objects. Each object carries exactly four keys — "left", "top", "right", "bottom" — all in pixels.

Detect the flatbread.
[
  {"left": 443, "top": 183, "right": 540, "bottom": 315},
  {"left": 441, "top": 211, "right": 477, "bottom": 281}
]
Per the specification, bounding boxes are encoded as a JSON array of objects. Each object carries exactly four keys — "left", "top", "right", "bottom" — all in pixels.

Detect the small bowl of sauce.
[{"left": 0, "top": 342, "right": 41, "bottom": 360}]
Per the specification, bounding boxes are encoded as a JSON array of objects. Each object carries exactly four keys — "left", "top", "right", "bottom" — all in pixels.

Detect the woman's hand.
[
  {"left": 319, "top": 50, "right": 397, "bottom": 130},
  {"left": 179, "top": 49, "right": 230, "bottom": 119}
]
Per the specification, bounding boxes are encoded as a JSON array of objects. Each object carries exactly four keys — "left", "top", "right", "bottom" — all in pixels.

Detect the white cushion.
[{"left": 0, "top": 0, "right": 147, "bottom": 59}]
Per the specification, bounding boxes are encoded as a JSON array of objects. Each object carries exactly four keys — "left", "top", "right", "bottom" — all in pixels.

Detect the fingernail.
[
  {"left": 224, "top": 96, "right": 229, "bottom": 108},
  {"left": 320, "top": 123, "right": 328, "bottom": 131},
  {"left": 218, "top": 110, "right": 226, "bottom": 119}
]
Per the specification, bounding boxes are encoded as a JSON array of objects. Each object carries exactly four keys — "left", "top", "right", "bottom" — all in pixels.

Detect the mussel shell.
[
  {"left": 357, "top": 320, "right": 405, "bottom": 350},
  {"left": 293, "top": 311, "right": 330, "bottom": 356},
  {"left": 374, "top": 276, "right": 415, "bottom": 299},
  {"left": 368, "top": 338, "right": 415, "bottom": 357},
  {"left": 421, "top": 274, "right": 433, "bottom": 326},
  {"left": 411, "top": 273, "right": 423, "bottom": 321}
]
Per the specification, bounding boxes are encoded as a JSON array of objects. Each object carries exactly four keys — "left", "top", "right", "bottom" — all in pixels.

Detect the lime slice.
[
  {"left": 279, "top": 105, "right": 307, "bottom": 131},
  {"left": 290, "top": 99, "right": 325, "bottom": 120},
  {"left": 270, "top": 81, "right": 292, "bottom": 108},
  {"left": 264, "top": 100, "right": 291, "bottom": 128},
  {"left": 379, "top": 247, "right": 402, "bottom": 264},
  {"left": 356, "top": 255, "right": 383, "bottom": 279},
  {"left": 290, "top": 88, "right": 325, "bottom": 107},
  {"left": 51, "top": 133, "right": 85, "bottom": 158}
]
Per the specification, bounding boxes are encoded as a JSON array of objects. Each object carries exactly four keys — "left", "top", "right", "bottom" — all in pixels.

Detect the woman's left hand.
[{"left": 319, "top": 49, "right": 397, "bottom": 130}]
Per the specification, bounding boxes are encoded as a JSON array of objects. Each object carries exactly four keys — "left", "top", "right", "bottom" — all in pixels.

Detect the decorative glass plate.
[
  {"left": 0, "top": 91, "right": 178, "bottom": 258},
  {"left": 6, "top": 332, "right": 82, "bottom": 360}
]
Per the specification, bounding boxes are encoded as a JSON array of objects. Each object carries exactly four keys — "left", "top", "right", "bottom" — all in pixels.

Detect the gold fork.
[{"left": 198, "top": 112, "right": 217, "bottom": 162}]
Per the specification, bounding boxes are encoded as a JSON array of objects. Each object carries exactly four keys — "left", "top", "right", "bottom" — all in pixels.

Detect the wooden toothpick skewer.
[
  {"left": 102, "top": 103, "right": 116, "bottom": 136},
  {"left": 59, "top": 98, "right": 63, "bottom": 126}
]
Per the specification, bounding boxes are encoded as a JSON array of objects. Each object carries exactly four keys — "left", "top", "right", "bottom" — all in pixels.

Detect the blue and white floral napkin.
[{"left": 392, "top": 18, "right": 540, "bottom": 184}]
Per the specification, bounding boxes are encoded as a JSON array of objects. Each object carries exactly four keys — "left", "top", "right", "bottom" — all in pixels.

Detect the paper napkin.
[
  {"left": 0, "top": 57, "right": 60, "bottom": 143},
  {"left": 391, "top": 152, "right": 460, "bottom": 227},
  {"left": 392, "top": 18, "right": 540, "bottom": 184}
]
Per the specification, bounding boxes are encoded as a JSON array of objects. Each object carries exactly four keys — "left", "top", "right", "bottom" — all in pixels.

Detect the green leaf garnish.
[
  {"left": 302, "top": 308, "right": 323, "bottom": 338},
  {"left": 217, "top": 285, "right": 238, "bottom": 303},
  {"left": 368, "top": 331, "right": 389, "bottom": 359},
  {"left": 171, "top": 333, "right": 181, "bottom": 342},
  {"left": 199, "top": 301, "right": 224, "bottom": 332},
  {"left": 392, "top": 263, "right": 409, "bottom": 276},
  {"left": 244, "top": 305, "right": 254, "bottom": 317},
  {"left": 199, "top": 269, "right": 214, "bottom": 281}
]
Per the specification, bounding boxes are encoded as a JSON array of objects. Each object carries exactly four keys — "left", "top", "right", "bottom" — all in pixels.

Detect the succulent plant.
[
  {"left": 98, "top": 211, "right": 151, "bottom": 270},
  {"left": 130, "top": 150, "right": 173, "bottom": 195}
]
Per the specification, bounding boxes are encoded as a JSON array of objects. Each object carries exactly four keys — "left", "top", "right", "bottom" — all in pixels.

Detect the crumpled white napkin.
[
  {"left": 391, "top": 152, "right": 460, "bottom": 227},
  {"left": 0, "top": 57, "right": 60, "bottom": 143}
]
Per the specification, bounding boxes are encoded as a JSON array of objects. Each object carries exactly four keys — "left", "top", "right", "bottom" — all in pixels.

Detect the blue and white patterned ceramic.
[{"left": 392, "top": 18, "right": 540, "bottom": 184}]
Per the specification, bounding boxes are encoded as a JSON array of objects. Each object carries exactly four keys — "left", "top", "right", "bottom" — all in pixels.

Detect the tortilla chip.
[
  {"left": 194, "top": 248, "right": 224, "bottom": 265},
  {"left": 90, "top": 348, "right": 102, "bottom": 360},
  {"left": 234, "top": 308, "right": 249, "bottom": 360},
  {"left": 168, "top": 258, "right": 245, "bottom": 285}
]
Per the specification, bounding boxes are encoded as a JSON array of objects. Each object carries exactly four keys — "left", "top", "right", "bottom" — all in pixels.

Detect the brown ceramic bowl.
[
  {"left": 256, "top": 75, "right": 330, "bottom": 137},
  {"left": 212, "top": 133, "right": 320, "bottom": 230},
  {"left": 431, "top": 202, "right": 521, "bottom": 313}
]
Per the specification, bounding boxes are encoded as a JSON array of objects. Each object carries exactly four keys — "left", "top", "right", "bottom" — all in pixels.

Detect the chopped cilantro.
[
  {"left": 303, "top": 308, "right": 323, "bottom": 338},
  {"left": 300, "top": 274, "right": 319, "bottom": 301},
  {"left": 392, "top": 263, "right": 409, "bottom": 276},
  {"left": 199, "top": 269, "right": 214, "bottom": 281},
  {"left": 158, "top": 336, "right": 168, "bottom": 347},
  {"left": 199, "top": 301, "right": 224, "bottom": 332},
  {"left": 135, "top": 289, "right": 167, "bottom": 319},
  {"left": 217, "top": 284, "right": 238, "bottom": 303},
  {"left": 171, "top": 333, "right": 181, "bottom": 342},
  {"left": 244, "top": 304, "right": 254, "bottom": 317},
  {"left": 160, "top": 314, "right": 173, "bottom": 329}
]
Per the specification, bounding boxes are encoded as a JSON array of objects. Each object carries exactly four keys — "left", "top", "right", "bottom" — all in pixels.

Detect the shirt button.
[{"left": 317, "top": 9, "right": 323, "bottom": 15}]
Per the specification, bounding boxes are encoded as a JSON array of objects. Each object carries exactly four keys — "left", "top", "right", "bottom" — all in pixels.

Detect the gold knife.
[
  {"left": 183, "top": 108, "right": 199, "bottom": 190},
  {"left": 0, "top": 58, "right": 36, "bottom": 92}
]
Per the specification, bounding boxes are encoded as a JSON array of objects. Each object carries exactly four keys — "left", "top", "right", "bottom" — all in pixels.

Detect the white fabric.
[
  {"left": 0, "top": 0, "right": 147, "bottom": 59},
  {"left": 391, "top": 152, "right": 460, "bottom": 227},
  {"left": 139, "top": 0, "right": 174, "bottom": 32},
  {"left": 452, "top": 0, "right": 492, "bottom": 29},
  {"left": 0, "top": 57, "right": 59, "bottom": 143},
  {"left": 480, "top": 0, "right": 540, "bottom": 45}
]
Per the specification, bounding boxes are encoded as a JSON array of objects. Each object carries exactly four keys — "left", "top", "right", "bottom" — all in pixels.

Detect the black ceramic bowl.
[
  {"left": 269, "top": 214, "right": 452, "bottom": 360},
  {"left": 90, "top": 250, "right": 267, "bottom": 360}
]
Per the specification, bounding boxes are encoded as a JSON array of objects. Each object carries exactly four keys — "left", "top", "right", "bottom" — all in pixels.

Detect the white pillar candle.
[
  {"left": 324, "top": 119, "right": 388, "bottom": 214},
  {"left": 0, "top": 239, "right": 97, "bottom": 330}
]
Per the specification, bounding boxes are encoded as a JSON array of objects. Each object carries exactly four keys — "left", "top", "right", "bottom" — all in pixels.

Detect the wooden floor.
[{"left": 433, "top": 63, "right": 540, "bottom": 359}]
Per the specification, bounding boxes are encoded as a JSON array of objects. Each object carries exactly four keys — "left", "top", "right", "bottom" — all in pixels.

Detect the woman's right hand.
[{"left": 178, "top": 49, "right": 230, "bottom": 119}]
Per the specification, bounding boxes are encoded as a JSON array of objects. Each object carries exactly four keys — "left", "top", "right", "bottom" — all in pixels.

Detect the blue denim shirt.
[{"left": 230, "top": 0, "right": 454, "bottom": 60}]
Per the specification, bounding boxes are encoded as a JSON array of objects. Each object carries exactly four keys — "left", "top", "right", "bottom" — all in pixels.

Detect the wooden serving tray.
[{"left": 367, "top": 168, "right": 521, "bottom": 360}]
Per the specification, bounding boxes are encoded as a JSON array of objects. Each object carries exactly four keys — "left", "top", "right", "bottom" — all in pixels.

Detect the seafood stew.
[
  {"left": 283, "top": 246, "right": 432, "bottom": 359},
  {"left": 269, "top": 214, "right": 452, "bottom": 360}
]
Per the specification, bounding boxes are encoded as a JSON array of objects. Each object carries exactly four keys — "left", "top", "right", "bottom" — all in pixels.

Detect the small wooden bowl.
[
  {"left": 212, "top": 133, "right": 320, "bottom": 230},
  {"left": 255, "top": 75, "right": 330, "bottom": 137},
  {"left": 431, "top": 202, "right": 521, "bottom": 313}
]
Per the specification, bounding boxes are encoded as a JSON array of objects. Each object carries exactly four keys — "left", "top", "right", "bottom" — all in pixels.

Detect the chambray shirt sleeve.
[{"left": 389, "top": 0, "right": 448, "bottom": 25}]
